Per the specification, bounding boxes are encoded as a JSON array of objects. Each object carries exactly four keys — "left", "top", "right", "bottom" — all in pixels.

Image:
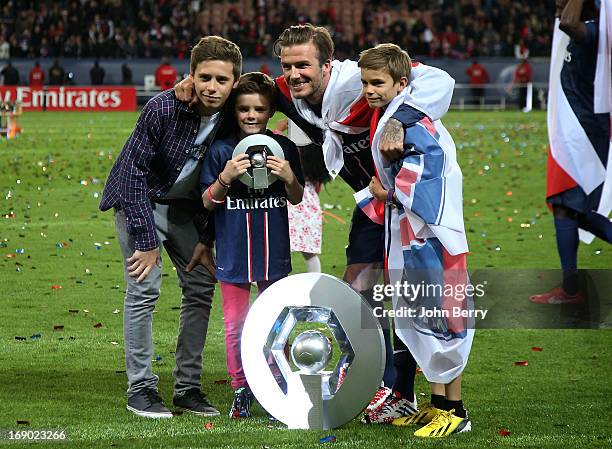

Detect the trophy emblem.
[
  {"left": 232, "top": 134, "right": 285, "bottom": 190},
  {"left": 241, "top": 273, "right": 385, "bottom": 429}
]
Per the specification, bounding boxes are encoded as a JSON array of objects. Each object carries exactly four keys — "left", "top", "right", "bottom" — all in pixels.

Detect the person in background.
[
  {"left": 122, "top": 63, "right": 133, "bottom": 85},
  {"left": 48, "top": 59, "right": 65, "bottom": 86},
  {"left": 1, "top": 61, "right": 20, "bottom": 85},
  {"left": 90, "top": 60, "right": 105, "bottom": 85},
  {"left": 29, "top": 61, "right": 44, "bottom": 87},
  {"left": 155, "top": 57, "right": 178, "bottom": 90},
  {"left": 465, "top": 59, "right": 490, "bottom": 105}
]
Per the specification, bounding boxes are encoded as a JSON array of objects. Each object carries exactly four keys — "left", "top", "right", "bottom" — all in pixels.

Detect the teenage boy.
[
  {"left": 201, "top": 72, "right": 303, "bottom": 418},
  {"left": 360, "top": 43, "right": 473, "bottom": 437},
  {"left": 100, "top": 36, "right": 241, "bottom": 418}
]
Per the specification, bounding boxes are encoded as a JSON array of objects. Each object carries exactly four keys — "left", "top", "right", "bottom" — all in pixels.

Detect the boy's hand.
[
  {"left": 221, "top": 154, "right": 251, "bottom": 183},
  {"left": 267, "top": 156, "right": 295, "bottom": 184},
  {"left": 175, "top": 77, "right": 197, "bottom": 107},
  {"left": 369, "top": 176, "right": 388, "bottom": 202},
  {"left": 127, "top": 248, "right": 161, "bottom": 283},
  {"left": 380, "top": 118, "right": 405, "bottom": 162},
  {"left": 185, "top": 242, "right": 217, "bottom": 282}
]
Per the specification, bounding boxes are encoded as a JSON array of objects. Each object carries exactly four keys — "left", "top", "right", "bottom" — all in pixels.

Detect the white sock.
[{"left": 304, "top": 254, "right": 321, "bottom": 273}]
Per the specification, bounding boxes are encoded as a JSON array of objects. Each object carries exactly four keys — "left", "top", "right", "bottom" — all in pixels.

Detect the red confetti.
[
  {"left": 53, "top": 325, "right": 64, "bottom": 331},
  {"left": 532, "top": 347, "right": 543, "bottom": 352},
  {"left": 204, "top": 422, "right": 214, "bottom": 430},
  {"left": 498, "top": 428, "right": 511, "bottom": 437},
  {"left": 506, "top": 191, "right": 513, "bottom": 196},
  {"left": 514, "top": 361, "right": 529, "bottom": 366},
  {"left": 51, "top": 285, "right": 62, "bottom": 289},
  {"left": 214, "top": 379, "right": 228, "bottom": 384},
  {"left": 6, "top": 253, "right": 16, "bottom": 258},
  {"left": 93, "top": 323, "right": 103, "bottom": 328}
]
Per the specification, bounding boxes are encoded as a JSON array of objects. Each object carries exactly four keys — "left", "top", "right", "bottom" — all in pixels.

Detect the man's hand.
[
  {"left": 221, "top": 154, "right": 251, "bottom": 183},
  {"left": 379, "top": 118, "right": 405, "bottom": 162},
  {"left": 127, "top": 248, "right": 161, "bottom": 283},
  {"left": 185, "top": 242, "right": 217, "bottom": 282},
  {"left": 369, "top": 176, "right": 388, "bottom": 202},
  {"left": 267, "top": 156, "right": 295, "bottom": 184},
  {"left": 174, "top": 77, "right": 197, "bottom": 106}
]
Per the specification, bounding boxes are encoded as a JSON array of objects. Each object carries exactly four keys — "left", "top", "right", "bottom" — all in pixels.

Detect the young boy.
[
  {"left": 99, "top": 36, "right": 241, "bottom": 418},
  {"left": 200, "top": 72, "right": 304, "bottom": 418},
  {"left": 358, "top": 44, "right": 473, "bottom": 437}
]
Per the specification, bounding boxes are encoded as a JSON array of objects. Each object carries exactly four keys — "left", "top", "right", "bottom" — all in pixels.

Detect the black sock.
[
  {"left": 431, "top": 394, "right": 445, "bottom": 409},
  {"left": 392, "top": 350, "right": 417, "bottom": 400},
  {"left": 445, "top": 399, "right": 466, "bottom": 418}
]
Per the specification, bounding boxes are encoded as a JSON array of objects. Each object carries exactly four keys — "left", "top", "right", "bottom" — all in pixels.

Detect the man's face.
[
  {"left": 234, "top": 93, "right": 272, "bottom": 138},
  {"left": 190, "top": 60, "right": 237, "bottom": 115},
  {"left": 361, "top": 68, "right": 407, "bottom": 109},
  {"left": 280, "top": 42, "right": 331, "bottom": 104}
]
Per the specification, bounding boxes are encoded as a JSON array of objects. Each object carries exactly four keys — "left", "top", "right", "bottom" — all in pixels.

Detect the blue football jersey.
[{"left": 200, "top": 130, "right": 303, "bottom": 283}]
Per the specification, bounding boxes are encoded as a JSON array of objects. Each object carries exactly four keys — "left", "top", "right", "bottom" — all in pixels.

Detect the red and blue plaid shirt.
[{"left": 100, "top": 90, "right": 222, "bottom": 251}]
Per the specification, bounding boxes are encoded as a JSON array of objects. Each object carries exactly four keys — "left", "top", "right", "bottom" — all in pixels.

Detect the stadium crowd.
[{"left": 0, "top": 0, "right": 555, "bottom": 61}]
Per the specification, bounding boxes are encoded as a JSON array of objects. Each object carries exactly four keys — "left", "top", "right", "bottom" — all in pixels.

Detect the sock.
[
  {"left": 554, "top": 217, "right": 579, "bottom": 295},
  {"left": 304, "top": 254, "right": 321, "bottom": 272},
  {"left": 431, "top": 394, "right": 445, "bottom": 410},
  {"left": 392, "top": 334, "right": 416, "bottom": 401},
  {"left": 577, "top": 211, "right": 612, "bottom": 243},
  {"left": 381, "top": 327, "right": 396, "bottom": 387},
  {"left": 445, "top": 399, "right": 466, "bottom": 418}
]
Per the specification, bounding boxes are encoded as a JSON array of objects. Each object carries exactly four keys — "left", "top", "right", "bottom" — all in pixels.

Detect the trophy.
[
  {"left": 232, "top": 134, "right": 285, "bottom": 190},
  {"left": 241, "top": 273, "right": 385, "bottom": 429}
]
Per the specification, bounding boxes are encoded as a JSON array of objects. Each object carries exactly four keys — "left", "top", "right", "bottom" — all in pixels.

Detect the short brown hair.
[
  {"left": 273, "top": 24, "right": 334, "bottom": 65},
  {"left": 190, "top": 36, "right": 242, "bottom": 81},
  {"left": 233, "top": 72, "right": 276, "bottom": 114},
  {"left": 358, "top": 43, "right": 412, "bottom": 83}
]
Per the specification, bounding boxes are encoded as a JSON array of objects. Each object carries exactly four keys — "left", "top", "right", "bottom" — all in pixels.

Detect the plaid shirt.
[{"left": 100, "top": 90, "right": 222, "bottom": 251}]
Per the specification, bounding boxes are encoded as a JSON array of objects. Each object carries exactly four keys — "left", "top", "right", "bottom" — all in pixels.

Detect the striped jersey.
[{"left": 200, "top": 130, "right": 303, "bottom": 283}]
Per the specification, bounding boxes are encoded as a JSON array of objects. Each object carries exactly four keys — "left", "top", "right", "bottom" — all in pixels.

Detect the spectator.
[
  {"left": 466, "top": 59, "right": 490, "bottom": 104},
  {"left": 154, "top": 57, "right": 177, "bottom": 90},
  {"left": 121, "top": 63, "right": 133, "bottom": 85},
  {"left": 1, "top": 62, "right": 20, "bottom": 85},
  {"left": 29, "top": 61, "right": 45, "bottom": 87},
  {"left": 90, "top": 60, "right": 105, "bottom": 85},
  {"left": 48, "top": 59, "right": 65, "bottom": 85},
  {"left": 0, "top": 35, "right": 9, "bottom": 59}
]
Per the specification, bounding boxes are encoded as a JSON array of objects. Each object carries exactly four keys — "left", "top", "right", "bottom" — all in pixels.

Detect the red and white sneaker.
[
  {"left": 529, "top": 287, "right": 585, "bottom": 305},
  {"left": 362, "top": 391, "right": 418, "bottom": 424},
  {"left": 365, "top": 386, "right": 391, "bottom": 413}
]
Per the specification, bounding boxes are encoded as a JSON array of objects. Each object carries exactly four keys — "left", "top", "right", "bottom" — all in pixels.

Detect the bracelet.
[
  {"left": 217, "top": 174, "right": 231, "bottom": 188},
  {"left": 207, "top": 186, "right": 226, "bottom": 204}
]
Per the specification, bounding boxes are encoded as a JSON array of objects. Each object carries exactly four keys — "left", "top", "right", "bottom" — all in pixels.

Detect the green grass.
[{"left": 0, "top": 111, "right": 610, "bottom": 448}]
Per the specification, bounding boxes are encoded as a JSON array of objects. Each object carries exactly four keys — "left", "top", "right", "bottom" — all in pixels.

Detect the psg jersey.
[{"left": 200, "top": 130, "right": 304, "bottom": 283}]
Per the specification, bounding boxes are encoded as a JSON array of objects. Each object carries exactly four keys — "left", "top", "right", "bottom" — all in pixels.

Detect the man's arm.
[{"left": 559, "top": 0, "right": 587, "bottom": 41}]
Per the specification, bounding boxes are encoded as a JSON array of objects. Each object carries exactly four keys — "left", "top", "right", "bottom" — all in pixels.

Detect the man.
[
  {"left": 531, "top": 0, "right": 611, "bottom": 304},
  {"left": 155, "top": 57, "right": 178, "bottom": 90},
  {"left": 174, "top": 24, "right": 454, "bottom": 418},
  {"left": 509, "top": 57, "right": 533, "bottom": 111},
  {"left": 48, "top": 59, "right": 65, "bottom": 86},
  {"left": 29, "top": 61, "right": 45, "bottom": 87},
  {"left": 465, "top": 59, "right": 489, "bottom": 105},
  {"left": 100, "top": 36, "right": 241, "bottom": 418},
  {"left": 1, "top": 61, "right": 20, "bottom": 85},
  {"left": 90, "top": 60, "right": 105, "bottom": 85}
]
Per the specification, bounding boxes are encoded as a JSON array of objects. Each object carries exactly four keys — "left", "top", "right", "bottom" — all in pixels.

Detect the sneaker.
[
  {"left": 413, "top": 408, "right": 471, "bottom": 438},
  {"left": 127, "top": 388, "right": 173, "bottom": 419},
  {"left": 530, "top": 287, "right": 585, "bottom": 305},
  {"left": 365, "top": 386, "right": 391, "bottom": 412},
  {"left": 392, "top": 402, "right": 440, "bottom": 426},
  {"left": 362, "top": 391, "right": 418, "bottom": 424},
  {"left": 173, "top": 389, "right": 220, "bottom": 416},
  {"left": 230, "top": 387, "right": 254, "bottom": 418}
]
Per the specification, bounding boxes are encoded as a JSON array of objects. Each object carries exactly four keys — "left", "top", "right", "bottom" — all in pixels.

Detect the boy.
[
  {"left": 358, "top": 44, "right": 473, "bottom": 437},
  {"left": 200, "top": 72, "right": 303, "bottom": 418},
  {"left": 99, "top": 36, "right": 241, "bottom": 418}
]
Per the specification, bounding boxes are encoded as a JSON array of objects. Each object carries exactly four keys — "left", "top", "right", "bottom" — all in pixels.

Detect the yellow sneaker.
[
  {"left": 392, "top": 402, "right": 440, "bottom": 426},
  {"left": 413, "top": 408, "right": 471, "bottom": 438}
]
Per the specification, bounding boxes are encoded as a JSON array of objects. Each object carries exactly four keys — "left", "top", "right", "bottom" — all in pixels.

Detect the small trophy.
[
  {"left": 241, "top": 273, "right": 385, "bottom": 429},
  {"left": 232, "top": 134, "right": 285, "bottom": 191}
]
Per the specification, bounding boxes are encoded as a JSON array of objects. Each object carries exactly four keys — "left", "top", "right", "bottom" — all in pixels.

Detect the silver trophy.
[
  {"left": 241, "top": 273, "right": 385, "bottom": 429},
  {"left": 232, "top": 134, "right": 285, "bottom": 190}
]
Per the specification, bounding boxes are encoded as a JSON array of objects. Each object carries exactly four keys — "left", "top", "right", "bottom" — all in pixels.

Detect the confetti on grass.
[
  {"left": 514, "top": 361, "right": 529, "bottom": 366},
  {"left": 319, "top": 435, "right": 337, "bottom": 443},
  {"left": 498, "top": 428, "right": 511, "bottom": 436}
]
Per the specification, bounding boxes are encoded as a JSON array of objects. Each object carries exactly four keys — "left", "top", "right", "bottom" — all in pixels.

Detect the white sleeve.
[{"left": 405, "top": 63, "right": 455, "bottom": 121}]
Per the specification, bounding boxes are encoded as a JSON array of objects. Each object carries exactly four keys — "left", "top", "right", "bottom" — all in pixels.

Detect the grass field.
[{"left": 0, "top": 111, "right": 610, "bottom": 448}]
